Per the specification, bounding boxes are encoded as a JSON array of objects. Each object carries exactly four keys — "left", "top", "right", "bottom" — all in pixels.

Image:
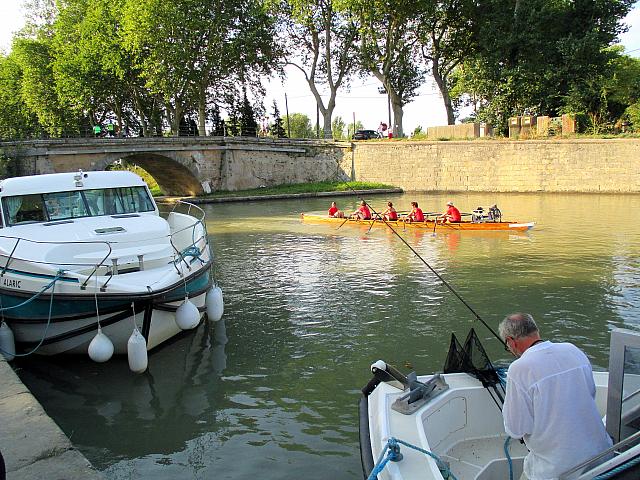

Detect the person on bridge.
[
  {"left": 351, "top": 201, "right": 372, "bottom": 220},
  {"left": 440, "top": 201, "right": 461, "bottom": 223},
  {"left": 328, "top": 201, "right": 344, "bottom": 218},
  {"left": 404, "top": 201, "right": 424, "bottom": 223}
]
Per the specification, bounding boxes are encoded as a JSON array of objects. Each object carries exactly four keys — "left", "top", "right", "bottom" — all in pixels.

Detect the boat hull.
[
  {"left": 301, "top": 214, "right": 535, "bottom": 232},
  {"left": 1, "top": 263, "right": 212, "bottom": 355}
]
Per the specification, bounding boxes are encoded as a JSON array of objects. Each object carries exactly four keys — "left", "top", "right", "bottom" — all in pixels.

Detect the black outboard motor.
[{"left": 488, "top": 204, "right": 502, "bottom": 222}]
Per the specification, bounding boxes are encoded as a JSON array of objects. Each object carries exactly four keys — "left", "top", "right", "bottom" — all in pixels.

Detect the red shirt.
[
  {"left": 413, "top": 207, "right": 424, "bottom": 222},
  {"left": 447, "top": 205, "right": 461, "bottom": 222},
  {"left": 359, "top": 205, "right": 371, "bottom": 219},
  {"left": 388, "top": 210, "right": 398, "bottom": 220},
  {"left": 328, "top": 206, "right": 338, "bottom": 217}
]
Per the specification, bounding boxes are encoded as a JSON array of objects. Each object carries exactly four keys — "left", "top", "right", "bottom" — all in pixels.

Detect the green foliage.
[
  {"left": 0, "top": 152, "right": 21, "bottom": 178},
  {"left": 239, "top": 89, "right": 258, "bottom": 137},
  {"left": 332, "top": 116, "right": 347, "bottom": 140},
  {"left": 0, "top": 53, "right": 43, "bottom": 139},
  {"left": 107, "top": 161, "right": 163, "bottom": 195},
  {"left": 199, "top": 180, "right": 396, "bottom": 197},
  {"left": 346, "top": 120, "right": 363, "bottom": 138},
  {"left": 449, "top": 0, "right": 635, "bottom": 136},
  {"left": 269, "top": 100, "right": 287, "bottom": 138},
  {"left": 623, "top": 102, "right": 640, "bottom": 132},
  {"left": 286, "top": 113, "right": 314, "bottom": 138}
]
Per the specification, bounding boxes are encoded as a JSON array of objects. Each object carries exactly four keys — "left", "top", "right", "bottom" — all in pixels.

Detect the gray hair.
[{"left": 498, "top": 312, "right": 539, "bottom": 341}]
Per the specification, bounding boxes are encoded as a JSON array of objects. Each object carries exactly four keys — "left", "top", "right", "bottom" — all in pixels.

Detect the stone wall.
[{"left": 342, "top": 139, "right": 640, "bottom": 193}]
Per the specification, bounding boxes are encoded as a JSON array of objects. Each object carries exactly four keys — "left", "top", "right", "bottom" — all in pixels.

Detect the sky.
[{"left": 1, "top": 2, "right": 639, "bottom": 133}]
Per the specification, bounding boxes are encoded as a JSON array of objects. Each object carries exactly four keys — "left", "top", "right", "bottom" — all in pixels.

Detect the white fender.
[
  {"left": 0, "top": 322, "right": 16, "bottom": 362},
  {"left": 88, "top": 326, "right": 114, "bottom": 363},
  {"left": 206, "top": 286, "right": 224, "bottom": 322},
  {"left": 127, "top": 327, "right": 148, "bottom": 374},
  {"left": 176, "top": 297, "right": 200, "bottom": 330}
]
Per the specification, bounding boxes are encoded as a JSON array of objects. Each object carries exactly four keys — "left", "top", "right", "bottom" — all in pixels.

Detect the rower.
[{"left": 440, "top": 201, "right": 461, "bottom": 223}]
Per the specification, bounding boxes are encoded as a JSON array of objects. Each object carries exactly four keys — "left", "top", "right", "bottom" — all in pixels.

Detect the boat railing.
[
  {"left": 169, "top": 200, "right": 206, "bottom": 225},
  {"left": 0, "top": 234, "right": 114, "bottom": 289},
  {"left": 166, "top": 200, "right": 210, "bottom": 275},
  {"left": 559, "top": 429, "right": 640, "bottom": 479}
]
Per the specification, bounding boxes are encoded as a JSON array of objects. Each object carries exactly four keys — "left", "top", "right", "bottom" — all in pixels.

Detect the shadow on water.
[{"left": 13, "top": 191, "right": 640, "bottom": 479}]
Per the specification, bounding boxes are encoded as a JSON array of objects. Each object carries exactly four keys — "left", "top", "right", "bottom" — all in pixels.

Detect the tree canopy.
[{"left": 0, "top": 0, "right": 636, "bottom": 139}]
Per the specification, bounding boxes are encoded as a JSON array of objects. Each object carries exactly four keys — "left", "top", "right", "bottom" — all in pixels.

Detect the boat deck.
[{"left": 442, "top": 435, "right": 527, "bottom": 480}]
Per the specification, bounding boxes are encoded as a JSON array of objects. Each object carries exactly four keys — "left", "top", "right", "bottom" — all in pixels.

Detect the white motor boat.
[
  {"left": 0, "top": 170, "right": 222, "bottom": 356},
  {"left": 360, "top": 328, "right": 640, "bottom": 480}
]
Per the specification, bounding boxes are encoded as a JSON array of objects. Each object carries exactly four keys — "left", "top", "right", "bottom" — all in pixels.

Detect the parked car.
[{"left": 352, "top": 129, "right": 380, "bottom": 140}]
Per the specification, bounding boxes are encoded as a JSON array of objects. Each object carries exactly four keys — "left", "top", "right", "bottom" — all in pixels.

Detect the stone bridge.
[{"left": 0, "top": 137, "right": 351, "bottom": 196}]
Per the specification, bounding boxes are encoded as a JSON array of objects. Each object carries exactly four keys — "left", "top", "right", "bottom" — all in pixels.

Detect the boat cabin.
[{"left": 0, "top": 171, "right": 157, "bottom": 227}]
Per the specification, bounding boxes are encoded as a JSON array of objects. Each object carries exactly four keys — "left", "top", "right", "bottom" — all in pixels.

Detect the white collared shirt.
[{"left": 503, "top": 341, "right": 612, "bottom": 480}]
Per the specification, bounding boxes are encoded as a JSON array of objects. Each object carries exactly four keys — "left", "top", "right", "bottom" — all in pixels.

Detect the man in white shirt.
[{"left": 500, "top": 312, "right": 612, "bottom": 480}]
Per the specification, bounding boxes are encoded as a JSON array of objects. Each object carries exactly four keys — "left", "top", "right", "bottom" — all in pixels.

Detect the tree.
[
  {"left": 279, "top": 0, "right": 359, "bottom": 138},
  {"left": 122, "top": 0, "right": 281, "bottom": 135},
  {"left": 331, "top": 115, "right": 347, "bottom": 139},
  {"left": 0, "top": 53, "right": 43, "bottom": 139},
  {"left": 239, "top": 88, "right": 258, "bottom": 136},
  {"left": 269, "top": 100, "right": 287, "bottom": 138},
  {"left": 413, "top": 0, "right": 477, "bottom": 125},
  {"left": 286, "top": 113, "right": 314, "bottom": 138},
  {"left": 449, "top": 0, "right": 635, "bottom": 134},
  {"left": 346, "top": 0, "right": 423, "bottom": 137},
  {"left": 209, "top": 103, "right": 224, "bottom": 136},
  {"left": 346, "top": 120, "right": 363, "bottom": 139}
]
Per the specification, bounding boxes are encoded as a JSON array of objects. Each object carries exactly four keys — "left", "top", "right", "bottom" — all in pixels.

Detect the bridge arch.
[{"left": 95, "top": 152, "right": 203, "bottom": 196}]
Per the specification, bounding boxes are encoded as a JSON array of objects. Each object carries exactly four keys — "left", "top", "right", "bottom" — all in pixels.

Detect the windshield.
[{"left": 2, "top": 186, "right": 155, "bottom": 225}]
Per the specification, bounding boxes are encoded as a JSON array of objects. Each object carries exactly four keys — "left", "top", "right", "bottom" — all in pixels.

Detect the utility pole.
[{"left": 285, "top": 93, "right": 291, "bottom": 138}]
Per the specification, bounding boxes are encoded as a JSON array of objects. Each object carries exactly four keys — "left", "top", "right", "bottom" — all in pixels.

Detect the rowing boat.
[{"left": 300, "top": 214, "right": 535, "bottom": 232}]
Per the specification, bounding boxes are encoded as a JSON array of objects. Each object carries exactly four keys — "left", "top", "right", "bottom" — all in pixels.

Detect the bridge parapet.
[{"left": 0, "top": 137, "right": 352, "bottom": 196}]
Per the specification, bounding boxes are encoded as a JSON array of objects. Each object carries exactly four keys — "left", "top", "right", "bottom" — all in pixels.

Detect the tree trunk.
[
  {"left": 388, "top": 90, "right": 404, "bottom": 137},
  {"left": 198, "top": 85, "right": 207, "bottom": 136},
  {"left": 432, "top": 64, "right": 455, "bottom": 125}
]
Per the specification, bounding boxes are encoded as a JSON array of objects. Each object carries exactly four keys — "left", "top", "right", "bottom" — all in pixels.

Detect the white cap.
[{"left": 447, "top": 201, "right": 454, "bottom": 206}]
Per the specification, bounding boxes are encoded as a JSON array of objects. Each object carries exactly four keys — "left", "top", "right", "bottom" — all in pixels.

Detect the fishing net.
[{"left": 443, "top": 328, "right": 505, "bottom": 403}]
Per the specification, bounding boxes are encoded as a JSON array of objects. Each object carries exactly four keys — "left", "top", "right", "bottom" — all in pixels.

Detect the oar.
[
  {"left": 432, "top": 216, "right": 438, "bottom": 236},
  {"left": 337, "top": 216, "right": 350, "bottom": 230},
  {"left": 366, "top": 214, "right": 381, "bottom": 234}
]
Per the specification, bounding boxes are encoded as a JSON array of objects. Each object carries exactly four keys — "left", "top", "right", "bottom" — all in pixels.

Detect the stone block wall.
[{"left": 342, "top": 139, "right": 640, "bottom": 193}]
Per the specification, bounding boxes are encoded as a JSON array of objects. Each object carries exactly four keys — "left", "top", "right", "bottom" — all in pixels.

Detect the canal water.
[{"left": 15, "top": 192, "right": 640, "bottom": 479}]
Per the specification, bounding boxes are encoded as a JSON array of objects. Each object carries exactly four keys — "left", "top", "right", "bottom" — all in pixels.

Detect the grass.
[{"left": 197, "top": 181, "right": 397, "bottom": 198}]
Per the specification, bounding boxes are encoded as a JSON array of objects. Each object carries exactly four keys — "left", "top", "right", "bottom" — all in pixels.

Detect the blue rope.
[
  {"left": 0, "top": 269, "right": 64, "bottom": 357},
  {"left": 593, "top": 453, "right": 640, "bottom": 479},
  {"left": 367, "top": 437, "right": 459, "bottom": 480},
  {"left": 504, "top": 436, "right": 513, "bottom": 480},
  {"left": 496, "top": 367, "right": 508, "bottom": 388}
]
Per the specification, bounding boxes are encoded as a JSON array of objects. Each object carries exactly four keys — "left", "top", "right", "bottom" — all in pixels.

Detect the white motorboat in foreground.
[
  {"left": 0, "top": 170, "right": 223, "bottom": 357},
  {"left": 360, "top": 328, "right": 640, "bottom": 480}
]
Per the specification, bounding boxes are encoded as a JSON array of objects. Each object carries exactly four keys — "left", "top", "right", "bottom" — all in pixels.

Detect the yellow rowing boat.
[{"left": 300, "top": 214, "right": 535, "bottom": 232}]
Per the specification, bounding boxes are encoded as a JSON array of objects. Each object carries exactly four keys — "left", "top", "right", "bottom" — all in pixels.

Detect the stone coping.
[
  {"left": 0, "top": 356, "right": 103, "bottom": 480},
  {"left": 166, "top": 188, "right": 403, "bottom": 204}
]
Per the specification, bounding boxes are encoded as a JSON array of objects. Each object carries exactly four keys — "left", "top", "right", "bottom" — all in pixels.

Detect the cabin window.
[
  {"left": 4, "top": 194, "right": 46, "bottom": 224},
  {"left": 43, "top": 191, "right": 88, "bottom": 221},
  {"left": 2, "top": 186, "right": 155, "bottom": 225},
  {"left": 84, "top": 187, "right": 154, "bottom": 216}
]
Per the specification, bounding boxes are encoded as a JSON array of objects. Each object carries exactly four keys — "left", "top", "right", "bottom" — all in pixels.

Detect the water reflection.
[{"left": 15, "top": 192, "right": 640, "bottom": 479}]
